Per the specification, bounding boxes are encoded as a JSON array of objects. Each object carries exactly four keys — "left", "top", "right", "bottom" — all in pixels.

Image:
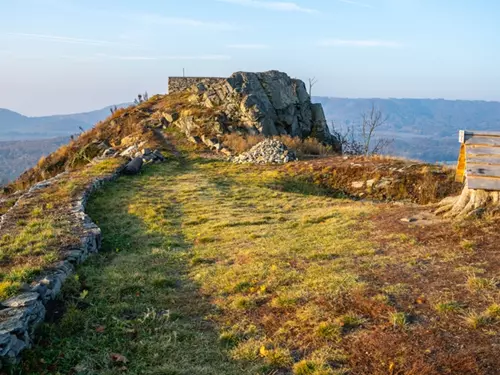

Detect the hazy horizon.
[{"left": 1, "top": 0, "right": 499, "bottom": 116}]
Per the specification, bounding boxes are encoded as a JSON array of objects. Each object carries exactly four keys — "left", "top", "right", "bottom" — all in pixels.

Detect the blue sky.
[{"left": 0, "top": 0, "right": 499, "bottom": 115}]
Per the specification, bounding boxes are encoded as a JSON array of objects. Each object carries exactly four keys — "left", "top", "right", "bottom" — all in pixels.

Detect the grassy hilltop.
[{"left": 1, "top": 89, "right": 499, "bottom": 375}]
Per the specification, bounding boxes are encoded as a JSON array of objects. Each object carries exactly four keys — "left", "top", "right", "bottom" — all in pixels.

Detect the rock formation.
[{"left": 168, "top": 71, "right": 341, "bottom": 152}]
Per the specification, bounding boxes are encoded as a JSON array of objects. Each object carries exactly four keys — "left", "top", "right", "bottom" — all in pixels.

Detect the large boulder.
[
  {"left": 174, "top": 71, "right": 341, "bottom": 152},
  {"left": 123, "top": 157, "right": 143, "bottom": 175}
]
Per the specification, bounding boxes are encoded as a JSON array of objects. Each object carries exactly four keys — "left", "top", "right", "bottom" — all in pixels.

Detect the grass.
[
  {"left": 12, "top": 156, "right": 500, "bottom": 374},
  {"left": 0, "top": 158, "right": 122, "bottom": 300},
  {"left": 15, "top": 159, "right": 373, "bottom": 374}
]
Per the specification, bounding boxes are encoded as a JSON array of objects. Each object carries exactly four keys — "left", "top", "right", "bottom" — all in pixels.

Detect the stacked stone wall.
[{"left": 0, "top": 164, "right": 124, "bottom": 367}]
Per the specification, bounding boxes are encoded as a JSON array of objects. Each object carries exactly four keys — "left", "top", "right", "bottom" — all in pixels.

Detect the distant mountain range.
[
  {"left": 2, "top": 97, "right": 500, "bottom": 184},
  {"left": 0, "top": 104, "right": 129, "bottom": 184},
  {"left": 0, "top": 104, "right": 128, "bottom": 141},
  {"left": 315, "top": 97, "right": 500, "bottom": 162}
]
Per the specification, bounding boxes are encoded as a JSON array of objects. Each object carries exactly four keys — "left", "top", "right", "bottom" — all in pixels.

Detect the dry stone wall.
[{"left": 0, "top": 162, "right": 124, "bottom": 367}]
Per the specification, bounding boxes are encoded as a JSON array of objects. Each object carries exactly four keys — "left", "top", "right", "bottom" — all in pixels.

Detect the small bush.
[
  {"left": 466, "top": 275, "right": 497, "bottom": 292},
  {"left": 315, "top": 322, "right": 342, "bottom": 341},
  {"left": 464, "top": 312, "right": 492, "bottom": 329},
  {"left": 435, "top": 300, "right": 464, "bottom": 314},
  {"left": 485, "top": 303, "right": 500, "bottom": 319},
  {"left": 231, "top": 339, "right": 261, "bottom": 361},
  {"left": 389, "top": 312, "right": 408, "bottom": 328},
  {"left": 260, "top": 347, "right": 293, "bottom": 368}
]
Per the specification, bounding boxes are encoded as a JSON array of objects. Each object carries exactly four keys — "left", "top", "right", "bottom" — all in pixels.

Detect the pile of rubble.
[{"left": 232, "top": 139, "right": 297, "bottom": 164}]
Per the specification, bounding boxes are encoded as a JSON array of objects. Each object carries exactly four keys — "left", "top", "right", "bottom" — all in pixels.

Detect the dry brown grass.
[
  {"left": 4, "top": 93, "right": 192, "bottom": 193},
  {"left": 281, "top": 156, "right": 462, "bottom": 204},
  {"left": 222, "top": 134, "right": 338, "bottom": 158}
]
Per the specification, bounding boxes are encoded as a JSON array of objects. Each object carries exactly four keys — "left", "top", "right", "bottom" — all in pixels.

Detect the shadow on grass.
[
  {"left": 13, "top": 161, "right": 252, "bottom": 375},
  {"left": 267, "top": 175, "right": 349, "bottom": 198}
]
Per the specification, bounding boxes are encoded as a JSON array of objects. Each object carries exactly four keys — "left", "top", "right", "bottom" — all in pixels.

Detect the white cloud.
[
  {"left": 217, "top": 0, "right": 316, "bottom": 13},
  {"left": 319, "top": 39, "right": 402, "bottom": 47},
  {"left": 337, "top": 0, "right": 373, "bottom": 8},
  {"left": 132, "top": 14, "right": 234, "bottom": 30},
  {"left": 227, "top": 43, "right": 270, "bottom": 49},
  {"left": 6, "top": 33, "right": 117, "bottom": 46}
]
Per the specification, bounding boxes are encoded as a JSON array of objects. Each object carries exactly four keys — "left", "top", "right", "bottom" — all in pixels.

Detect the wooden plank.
[
  {"left": 465, "top": 136, "right": 500, "bottom": 146},
  {"left": 466, "top": 146, "right": 500, "bottom": 156},
  {"left": 463, "top": 130, "right": 500, "bottom": 137},
  {"left": 467, "top": 156, "right": 500, "bottom": 165},
  {"left": 455, "top": 144, "right": 466, "bottom": 182},
  {"left": 467, "top": 176, "right": 500, "bottom": 191},
  {"left": 467, "top": 164, "right": 500, "bottom": 178}
]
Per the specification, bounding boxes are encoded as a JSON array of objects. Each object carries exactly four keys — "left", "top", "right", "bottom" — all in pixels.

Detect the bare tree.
[
  {"left": 330, "top": 121, "right": 363, "bottom": 155},
  {"left": 308, "top": 77, "right": 318, "bottom": 97},
  {"left": 330, "top": 104, "right": 393, "bottom": 156},
  {"left": 360, "top": 103, "right": 392, "bottom": 156}
]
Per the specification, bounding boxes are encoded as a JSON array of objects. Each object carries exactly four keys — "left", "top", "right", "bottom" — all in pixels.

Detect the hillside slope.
[{"left": 0, "top": 136, "right": 69, "bottom": 184}]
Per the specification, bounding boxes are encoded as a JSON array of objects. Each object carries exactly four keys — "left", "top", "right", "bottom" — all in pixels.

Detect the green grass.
[
  {"left": 14, "top": 157, "right": 500, "bottom": 374},
  {"left": 15, "top": 159, "right": 376, "bottom": 374},
  {"left": 0, "top": 158, "right": 122, "bottom": 300}
]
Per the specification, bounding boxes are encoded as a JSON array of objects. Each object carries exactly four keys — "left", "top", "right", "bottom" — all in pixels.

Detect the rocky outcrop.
[
  {"left": 170, "top": 71, "right": 341, "bottom": 152},
  {"left": 232, "top": 139, "right": 297, "bottom": 164}
]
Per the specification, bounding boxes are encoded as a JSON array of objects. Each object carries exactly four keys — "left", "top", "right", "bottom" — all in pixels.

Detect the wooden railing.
[{"left": 457, "top": 130, "right": 500, "bottom": 190}]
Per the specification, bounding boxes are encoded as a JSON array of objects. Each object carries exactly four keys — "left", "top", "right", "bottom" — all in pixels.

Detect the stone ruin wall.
[
  {"left": 168, "top": 77, "right": 226, "bottom": 94},
  {"left": 0, "top": 163, "right": 125, "bottom": 367}
]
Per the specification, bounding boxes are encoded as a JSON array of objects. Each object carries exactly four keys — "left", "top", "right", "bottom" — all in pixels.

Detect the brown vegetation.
[
  {"left": 280, "top": 156, "right": 462, "bottom": 204},
  {"left": 222, "top": 133, "right": 337, "bottom": 158}
]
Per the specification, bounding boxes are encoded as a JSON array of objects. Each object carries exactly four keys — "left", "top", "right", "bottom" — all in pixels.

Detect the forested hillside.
[
  {"left": 316, "top": 97, "right": 500, "bottom": 162},
  {"left": 0, "top": 137, "right": 69, "bottom": 185}
]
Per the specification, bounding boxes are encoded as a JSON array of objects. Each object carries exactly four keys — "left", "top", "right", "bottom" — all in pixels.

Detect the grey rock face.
[
  {"left": 232, "top": 139, "right": 297, "bottom": 164},
  {"left": 173, "top": 71, "right": 341, "bottom": 152}
]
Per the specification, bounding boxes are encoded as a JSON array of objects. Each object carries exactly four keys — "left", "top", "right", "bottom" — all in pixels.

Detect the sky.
[{"left": 0, "top": 0, "right": 499, "bottom": 116}]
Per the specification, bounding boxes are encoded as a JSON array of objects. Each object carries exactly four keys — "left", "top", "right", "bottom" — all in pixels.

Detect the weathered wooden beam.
[
  {"left": 467, "top": 156, "right": 500, "bottom": 165},
  {"left": 465, "top": 136, "right": 500, "bottom": 146},
  {"left": 467, "top": 164, "right": 500, "bottom": 178},
  {"left": 467, "top": 176, "right": 500, "bottom": 190},
  {"left": 466, "top": 146, "right": 500, "bottom": 156}
]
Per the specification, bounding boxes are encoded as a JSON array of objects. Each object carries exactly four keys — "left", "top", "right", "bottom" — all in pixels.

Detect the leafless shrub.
[{"left": 331, "top": 103, "right": 393, "bottom": 156}]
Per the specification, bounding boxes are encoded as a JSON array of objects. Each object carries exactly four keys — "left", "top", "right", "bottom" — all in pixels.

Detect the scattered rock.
[
  {"left": 188, "top": 135, "right": 202, "bottom": 144},
  {"left": 351, "top": 181, "right": 364, "bottom": 189},
  {"left": 400, "top": 217, "right": 418, "bottom": 223},
  {"left": 232, "top": 139, "right": 296, "bottom": 164},
  {"left": 163, "top": 112, "right": 179, "bottom": 123},
  {"left": 123, "top": 157, "right": 143, "bottom": 175},
  {"left": 366, "top": 179, "right": 376, "bottom": 188}
]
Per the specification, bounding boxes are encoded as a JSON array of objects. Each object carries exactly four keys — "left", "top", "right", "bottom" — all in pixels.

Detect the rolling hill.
[
  {"left": 0, "top": 104, "right": 128, "bottom": 141},
  {"left": 315, "top": 97, "right": 500, "bottom": 162}
]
